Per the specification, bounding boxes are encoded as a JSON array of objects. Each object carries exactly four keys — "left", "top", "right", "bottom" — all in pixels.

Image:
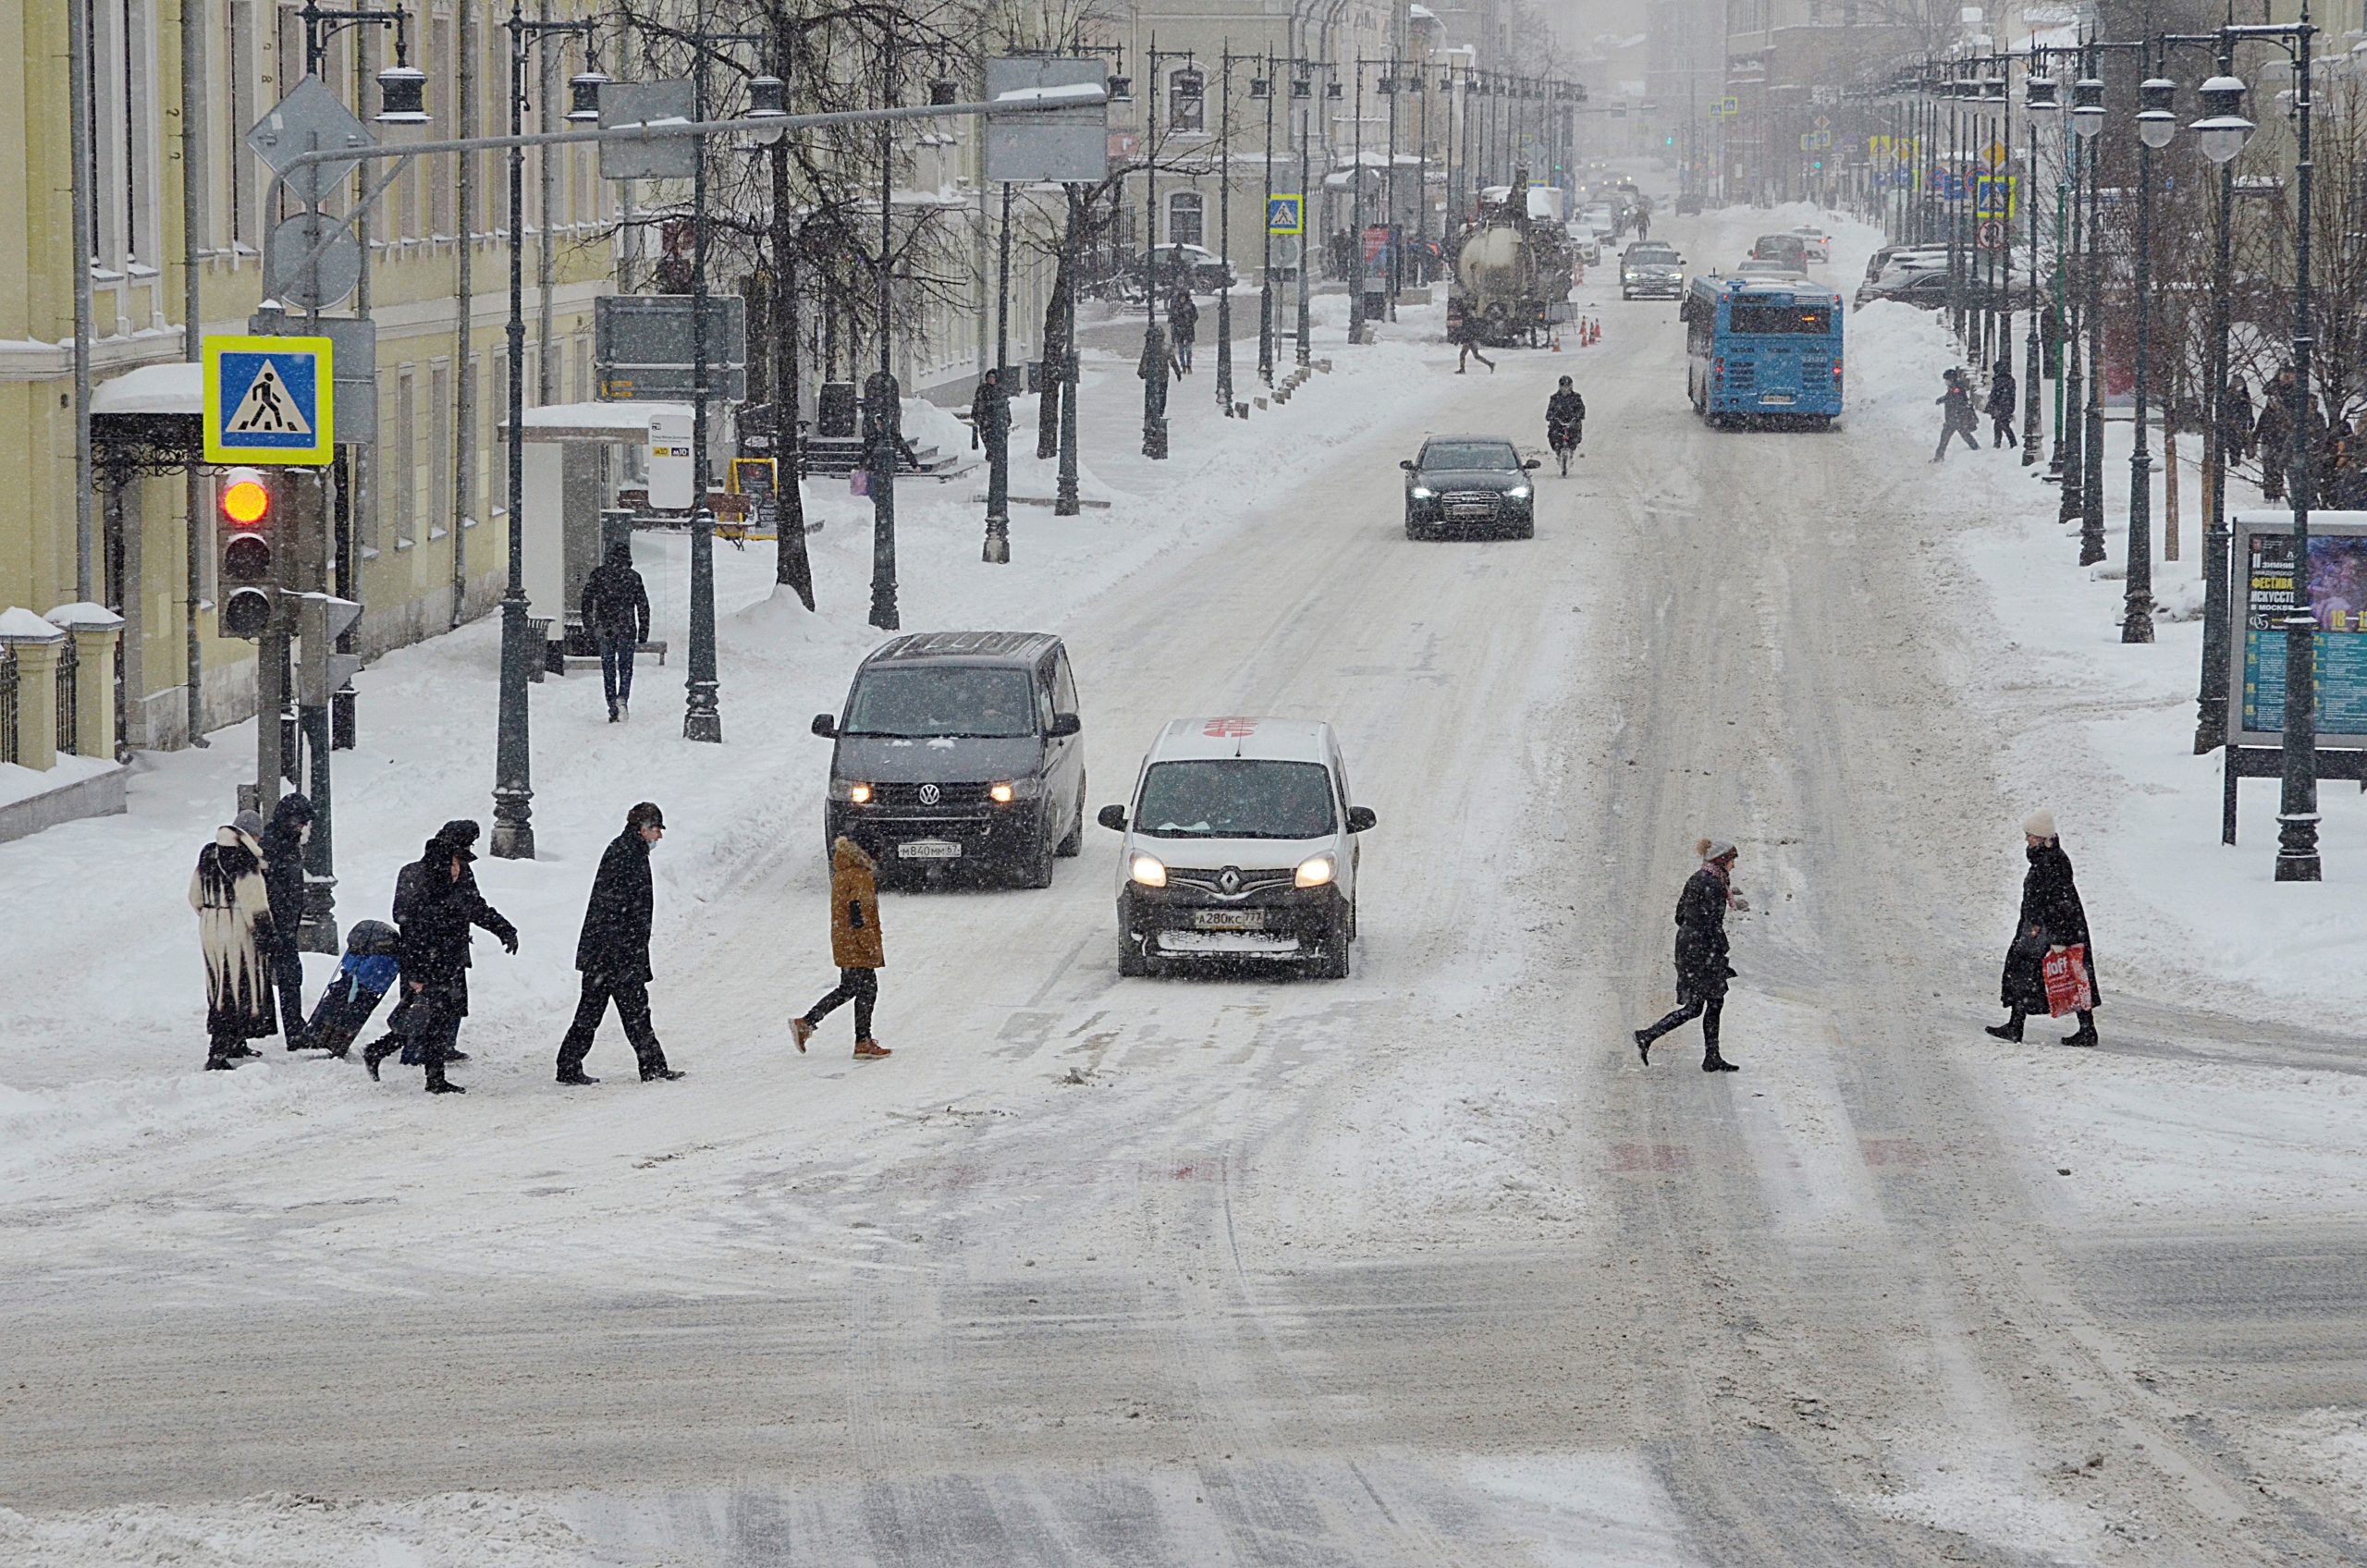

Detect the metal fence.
[
  {"left": 55, "top": 636, "right": 77, "bottom": 756},
  {"left": 0, "top": 645, "right": 18, "bottom": 766}
]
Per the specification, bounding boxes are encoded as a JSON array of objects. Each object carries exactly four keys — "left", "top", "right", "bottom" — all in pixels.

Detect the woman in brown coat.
[{"left": 790, "top": 837, "right": 889, "bottom": 1059}]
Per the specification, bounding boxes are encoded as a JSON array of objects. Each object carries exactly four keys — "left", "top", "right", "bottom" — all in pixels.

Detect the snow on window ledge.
[{"left": 395, "top": 537, "right": 416, "bottom": 551}]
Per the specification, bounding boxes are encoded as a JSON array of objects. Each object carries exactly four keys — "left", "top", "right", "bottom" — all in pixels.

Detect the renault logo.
[
  {"left": 1218, "top": 868, "right": 1242, "bottom": 895},
  {"left": 917, "top": 783, "right": 941, "bottom": 806}
]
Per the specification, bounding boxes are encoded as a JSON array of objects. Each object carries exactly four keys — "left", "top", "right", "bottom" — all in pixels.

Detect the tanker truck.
[{"left": 1446, "top": 175, "right": 1575, "bottom": 348}]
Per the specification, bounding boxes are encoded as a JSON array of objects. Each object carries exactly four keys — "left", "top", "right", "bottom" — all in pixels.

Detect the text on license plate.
[
  {"left": 1760, "top": 394, "right": 1795, "bottom": 404},
  {"left": 1192, "top": 909, "right": 1269, "bottom": 930},
  {"left": 898, "top": 839, "right": 962, "bottom": 860}
]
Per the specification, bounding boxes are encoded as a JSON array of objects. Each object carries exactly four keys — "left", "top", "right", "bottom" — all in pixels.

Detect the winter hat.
[
  {"left": 231, "top": 809, "right": 265, "bottom": 841},
  {"left": 2022, "top": 808, "right": 2057, "bottom": 840},
  {"left": 1697, "top": 837, "right": 1737, "bottom": 864}
]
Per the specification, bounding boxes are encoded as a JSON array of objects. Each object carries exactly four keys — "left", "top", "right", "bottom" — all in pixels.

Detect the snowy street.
[{"left": 6, "top": 204, "right": 2367, "bottom": 1564}]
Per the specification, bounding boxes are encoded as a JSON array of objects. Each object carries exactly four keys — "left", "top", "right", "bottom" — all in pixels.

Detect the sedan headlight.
[
  {"left": 1506, "top": 484, "right": 1531, "bottom": 501},
  {"left": 1294, "top": 855, "right": 1335, "bottom": 888},
  {"left": 1130, "top": 854, "right": 1169, "bottom": 888},
  {"left": 1409, "top": 484, "right": 1434, "bottom": 499}
]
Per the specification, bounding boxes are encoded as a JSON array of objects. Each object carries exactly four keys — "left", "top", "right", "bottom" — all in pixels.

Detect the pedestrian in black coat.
[
  {"left": 1635, "top": 839, "right": 1748, "bottom": 1072},
  {"left": 556, "top": 802, "right": 681, "bottom": 1084},
  {"left": 258, "top": 793, "right": 315, "bottom": 1048},
  {"left": 2223, "top": 376, "right": 2255, "bottom": 463},
  {"left": 580, "top": 542, "right": 650, "bottom": 723},
  {"left": 1985, "top": 361, "right": 2017, "bottom": 448},
  {"left": 1986, "top": 809, "right": 2101, "bottom": 1047},
  {"left": 1932, "top": 369, "right": 1979, "bottom": 460},
  {"left": 370, "top": 827, "right": 483, "bottom": 1093}
]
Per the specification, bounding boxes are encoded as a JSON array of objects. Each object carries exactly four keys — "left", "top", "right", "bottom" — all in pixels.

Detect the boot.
[
  {"left": 790, "top": 1017, "right": 814, "bottom": 1053},
  {"left": 1634, "top": 1027, "right": 1653, "bottom": 1065},
  {"left": 1983, "top": 1011, "right": 2025, "bottom": 1043},
  {"left": 607, "top": 702, "right": 619, "bottom": 723},
  {"left": 2062, "top": 1011, "right": 2099, "bottom": 1047},
  {"left": 853, "top": 1039, "right": 892, "bottom": 1060},
  {"left": 426, "top": 1078, "right": 468, "bottom": 1095},
  {"left": 362, "top": 1035, "right": 399, "bottom": 1081},
  {"left": 204, "top": 1055, "right": 237, "bottom": 1072},
  {"left": 227, "top": 1043, "right": 261, "bottom": 1059},
  {"left": 1702, "top": 1049, "right": 1739, "bottom": 1072},
  {"left": 556, "top": 1069, "right": 599, "bottom": 1085},
  {"left": 642, "top": 1067, "right": 686, "bottom": 1082}
]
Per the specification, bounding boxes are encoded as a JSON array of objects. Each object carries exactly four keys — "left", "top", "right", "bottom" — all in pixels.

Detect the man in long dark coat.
[
  {"left": 259, "top": 793, "right": 315, "bottom": 1047},
  {"left": 556, "top": 802, "right": 681, "bottom": 1084},
  {"left": 395, "top": 818, "right": 516, "bottom": 1066}
]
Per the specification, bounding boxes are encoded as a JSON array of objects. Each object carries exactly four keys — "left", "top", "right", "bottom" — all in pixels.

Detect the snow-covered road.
[{"left": 5, "top": 204, "right": 2364, "bottom": 1565}]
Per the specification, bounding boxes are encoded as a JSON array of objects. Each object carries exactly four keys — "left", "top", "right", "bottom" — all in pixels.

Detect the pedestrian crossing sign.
[
  {"left": 1268, "top": 194, "right": 1305, "bottom": 236},
  {"left": 203, "top": 334, "right": 336, "bottom": 466}
]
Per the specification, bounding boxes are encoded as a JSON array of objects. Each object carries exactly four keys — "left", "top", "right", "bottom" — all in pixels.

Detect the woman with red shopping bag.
[{"left": 1986, "top": 810, "right": 2100, "bottom": 1047}]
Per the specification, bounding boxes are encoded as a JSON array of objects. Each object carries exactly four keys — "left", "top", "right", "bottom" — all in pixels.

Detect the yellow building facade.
[{"left": 0, "top": 0, "right": 616, "bottom": 753}]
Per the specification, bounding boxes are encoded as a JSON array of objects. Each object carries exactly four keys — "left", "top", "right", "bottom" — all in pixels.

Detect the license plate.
[
  {"left": 898, "top": 839, "right": 962, "bottom": 860},
  {"left": 1192, "top": 909, "right": 1268, "bottom": 930},
  {"left": 1760, "top": 394, "right": 1796, "bottom": 405}
]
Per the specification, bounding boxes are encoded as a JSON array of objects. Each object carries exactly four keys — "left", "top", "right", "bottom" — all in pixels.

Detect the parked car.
[
  {"left": 1133, "top": 243, "right": 1239, "bottom": 296},
  {"left": 812, "top": 631, "right": 1087, "bottom": 888},
  {"left": 1788, "top": 225, "right": 1832, "bottom": 263},
  {"left": 1098, "top": 717, "right": 1376, "bottom": 978},
  {"left": 1854, "top": 266, "right": 2032, "bottom": 312},
  {"left": 1865, "top": 243, "right": 1949, "bottom": 283},
  {"left": 1402, "top": 435, "right": 1540, "bottom": 540},
  {"left": 1674, "top": 191, "right": 1705, "bottom": 215}
]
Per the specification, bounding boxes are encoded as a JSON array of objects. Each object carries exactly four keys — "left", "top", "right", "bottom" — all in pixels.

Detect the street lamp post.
[
  {"left": 1257, "top": 53, "right": 1276, "bottom": 386},
  {"left": 1218, "top": 48, "right": 1237, "bottom": 414},
  {"left": 2072, "top": 67, "right": 2106, "bottom": 567},
  {"left": 2192, "top": 64, "right": 2253, "bottom": 754},
  {"left": 1349, "top": 59, "right": 1367, "bottom": 345},
  {"left": 2274, "top": 7, "right": 2324, "bottom": 881},
  {"left": 2022, "top": 58, "right": 2051, "bottom": 467},
  {"left": 1296, "top": 65, "right": 1316, "bottom": 369},
  {"left": 1140, "top": 44, "right": 1191, "bottom": 459},
  {"left": 985, "top": 177, "right": 1013, "bottom": 563},
  {"left": 2121, "top": 69, "right": 2178, "bottom": 645},
  {"left": 866, "top": 56, "right": 906, "bottom": 631}
]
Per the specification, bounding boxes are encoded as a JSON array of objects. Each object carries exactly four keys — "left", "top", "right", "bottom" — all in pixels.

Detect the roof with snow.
[{"left": 91, "top": 361, "right": 203, "bottom": 418}]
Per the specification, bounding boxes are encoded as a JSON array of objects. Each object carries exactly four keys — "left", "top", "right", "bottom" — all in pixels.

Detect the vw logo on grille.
[
  {"left": 917, "top": 783, "right": 941, "bottom": 806},
  {"left": 1218, "top": 867, "right": 1243, "bottom": 895}
]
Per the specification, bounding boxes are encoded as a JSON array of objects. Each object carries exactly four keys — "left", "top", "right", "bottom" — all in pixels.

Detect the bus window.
[{"left": 1728, "top": 303, "right": 1833, "bottom": 336}]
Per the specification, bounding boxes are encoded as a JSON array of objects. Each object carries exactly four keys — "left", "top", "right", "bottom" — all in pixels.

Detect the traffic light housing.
[{"left": 216, "top": 468, "right": 276, "bottom": 639}]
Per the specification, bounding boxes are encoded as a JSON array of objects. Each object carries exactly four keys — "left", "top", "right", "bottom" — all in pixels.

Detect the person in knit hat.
[
  {"left": 1988, "top": 810, "right": 2101, "bottom": 1047},
  {"left": 1635, "top": 837, "right": 1750, "bottom": 1072},
  {"left": 190, "top": 810, "right": 277, "bottom": 1070}
]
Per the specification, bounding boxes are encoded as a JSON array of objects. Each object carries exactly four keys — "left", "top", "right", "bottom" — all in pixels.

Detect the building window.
[
  {"left": 429, "top": 16, "right": 453, "bottom": 237},
  {"left": 1168, "top": 67, "right": 1205, "bottom": 132},
  {"left": 428, "top": 361, "right": 450, "bottom": 539},
  {"left": 393, "top": 365, "right": 416, "bottom": 542},
  {"left": 225, "top": 0, "right": 260, "bottom": 251},
  {"left": 86, "top": 0, "right": 162, "bottom": 279},
  {"left": 1168, "top": 191, "right": 1205, "bottom": 248}
]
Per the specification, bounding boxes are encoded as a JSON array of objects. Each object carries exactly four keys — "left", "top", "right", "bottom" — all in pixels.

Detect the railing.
[
  {"left": 0, "top": 644, "right": 18, "bottom": 766},
  {"left": 55, "top": 635, "right": 77, "bottom": 756}
]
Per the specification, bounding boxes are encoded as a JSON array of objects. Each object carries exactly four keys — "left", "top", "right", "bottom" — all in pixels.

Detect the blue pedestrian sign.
[
  {"left": 204, "top": 334, "right": 336, "bottom": 466},
  {"left": 1267, "top": 194, "right": 1305, "bottom": 236}
]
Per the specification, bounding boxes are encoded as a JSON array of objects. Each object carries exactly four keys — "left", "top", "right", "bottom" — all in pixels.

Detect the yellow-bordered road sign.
[
  {"left": 1268, "top": 194, "right": 1305, "bottom": 235},
  {"left": 204, "top": 334, "right": 336, "bottom": 466}
]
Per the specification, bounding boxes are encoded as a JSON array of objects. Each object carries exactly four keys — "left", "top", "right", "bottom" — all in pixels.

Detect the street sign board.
[
  {"left": 204, "top": 334, "right": 335, "bottom": 466},
  {"left": 267, "top": 212, "right": 362, "bottom": 310},
  {"left": 647, "top": 411, "right": 694, "bottom": 510},
  {"left": 600, "top": 80, "right": 698, "bottom": 181},
  {"left": 1977, "top": 218, "right": 2005, "bottom": 250},
  {"left": 595, "top": 294, "right": 748, "bottom": 402},
  {"left": 1268, "top": 194, "right": 1305, "bottom": 235},
  {"left": 247, "top": 75, "right": 374, "bottom": 205},
  {"left": 1974, "top": 173, "right": 2017, "bottom": 220},
  {"left": 1711, "top": 95, "right": 1739, "bottom": 118},
  {"left": 249, "top": 312, "right": 376, "bottom": 445},
  {"left": 2230, "top": 511, "right": 2367, "bottom": 749},
  {"left": 984, "top": 57, "right": 1110, "bottom": 182}
]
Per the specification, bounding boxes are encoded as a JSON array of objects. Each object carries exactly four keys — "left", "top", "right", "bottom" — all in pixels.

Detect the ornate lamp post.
[
  {"left": 2071, "top": 68, "right": 2107, "bottom": 568},
  {"left": 2191, "top": 67, "right": 2253, "bottom": 753},
  {"left": 2121, "top": 71, "right": 2178, "bottom": 645}
]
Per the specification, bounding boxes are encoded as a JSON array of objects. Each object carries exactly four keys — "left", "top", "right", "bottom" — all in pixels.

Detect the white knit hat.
[
  {"left": 2022, "top": 808, "right": 2056, "bottom": 840},
  {"left": 1701, "top": 839, "right": 1737, "bottom": 862}
]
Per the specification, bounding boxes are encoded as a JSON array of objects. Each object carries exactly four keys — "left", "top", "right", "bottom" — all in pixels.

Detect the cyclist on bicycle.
[{"left": 1546, "top": 376, "right": 1587, "bottom": 474}]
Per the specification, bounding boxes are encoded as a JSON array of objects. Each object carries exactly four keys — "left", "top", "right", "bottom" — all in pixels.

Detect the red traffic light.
[
  {"left": 215, "top": 468, "right": 276, "bottom": 640},
  {"left": 221, "top": 476, "right": 271, "bottom": 525}
]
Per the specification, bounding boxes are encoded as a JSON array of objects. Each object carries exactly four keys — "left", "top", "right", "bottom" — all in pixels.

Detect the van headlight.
[
  {"left": 1130, "top": 855, "right": 1169, "bottom": 888},
  {"left": 1294, "top": 855, "right": 1335, "bottom": 888},
  {"left": 832, "top": 779, "right": 873, "bottom": 804}
]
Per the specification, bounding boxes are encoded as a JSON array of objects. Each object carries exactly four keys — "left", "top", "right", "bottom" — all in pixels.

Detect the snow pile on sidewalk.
[{"left": 1845, "top": 283, "right": 2367, "bottom": 1027}]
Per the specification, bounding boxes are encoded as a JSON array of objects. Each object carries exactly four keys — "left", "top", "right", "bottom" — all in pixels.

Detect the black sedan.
[{"left": 1401, "top": 435, "right": 1540, "bottom": 541}]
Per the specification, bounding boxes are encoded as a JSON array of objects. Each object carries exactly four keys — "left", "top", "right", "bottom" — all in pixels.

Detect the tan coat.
[
  {"left": 829, "top": 837, "right": 883, "bottom": 969},
  {"left": 190, "top": 826, "right": 277, "bottom": 1039}
]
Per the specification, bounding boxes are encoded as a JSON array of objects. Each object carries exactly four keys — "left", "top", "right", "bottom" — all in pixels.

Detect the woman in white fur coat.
[{"left": 190, "top": 809, "right": 278, "bottom": 1070}]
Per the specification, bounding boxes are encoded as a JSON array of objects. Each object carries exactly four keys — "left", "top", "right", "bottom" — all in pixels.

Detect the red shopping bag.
[{"left": 2042, "top": 944, "right": 2093, "bottom": 1017}]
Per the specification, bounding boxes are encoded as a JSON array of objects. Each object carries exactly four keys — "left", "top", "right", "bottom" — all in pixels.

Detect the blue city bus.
[{"left": 1682, "top": 275, "right": 1845, "bottom": 427}]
